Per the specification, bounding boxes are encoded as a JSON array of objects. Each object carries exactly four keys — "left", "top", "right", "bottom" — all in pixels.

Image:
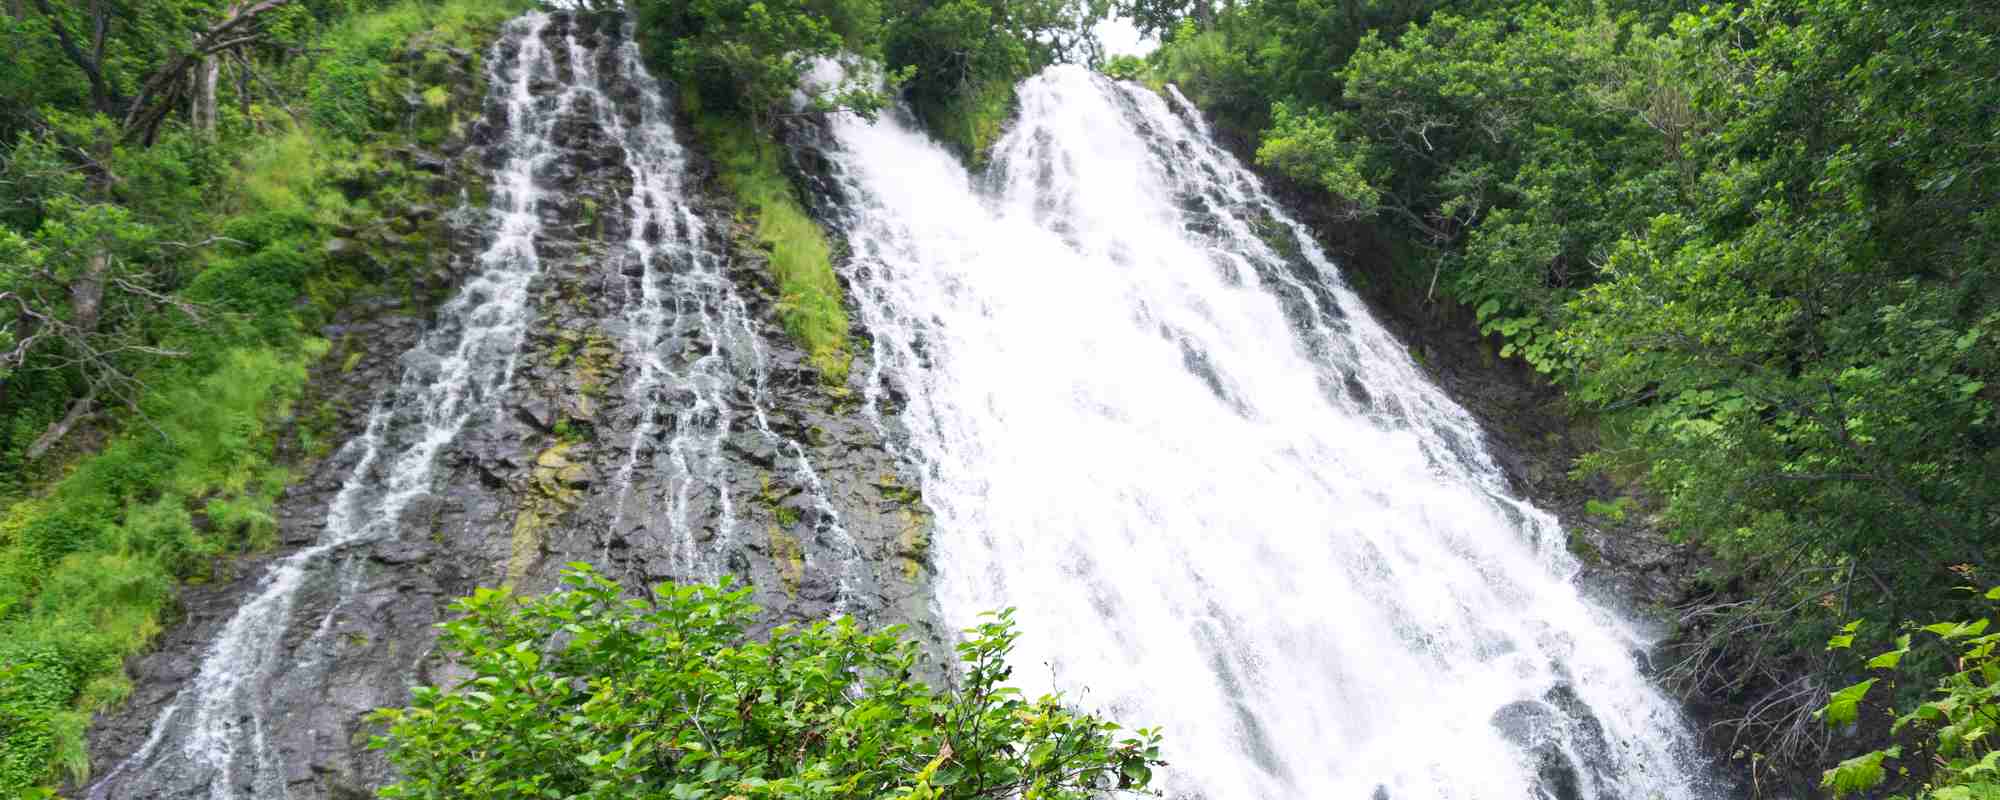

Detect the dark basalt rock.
[{"left": 1489, "top": 684, "right": 1620, "bottom": 800}]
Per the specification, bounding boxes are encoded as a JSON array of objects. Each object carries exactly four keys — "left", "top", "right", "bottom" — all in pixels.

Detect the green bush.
[
  {"left": 0, "top": 345, "right": 315, "bottom": 792},
  {"left": 1820, "top": 591, "right": 2000, "bottom": 797},
  {"left": 305, "top": 0, "right": 534, "bottom": 138},
  {"left": 370, "top": 565, "right": 1165, "bottom": 800}
]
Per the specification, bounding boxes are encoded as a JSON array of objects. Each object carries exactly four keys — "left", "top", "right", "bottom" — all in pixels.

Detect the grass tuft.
[{"left": 692, "top": 110, "right": 852, "bottom": 384}]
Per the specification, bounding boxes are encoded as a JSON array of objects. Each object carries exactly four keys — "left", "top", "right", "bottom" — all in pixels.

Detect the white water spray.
[{"left": 819, "top": 65, "right": 1718, "bottom": 800}]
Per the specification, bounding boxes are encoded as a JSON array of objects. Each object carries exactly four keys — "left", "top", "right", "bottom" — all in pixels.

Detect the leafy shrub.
[
  {"left": 1820, "top": 591, "right": 2000, "bottom": 798},
  {"left": 371, "top": 565, "right": 1165, "bottom": 800}
]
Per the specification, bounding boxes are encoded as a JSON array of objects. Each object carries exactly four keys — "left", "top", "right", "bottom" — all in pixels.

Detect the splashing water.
[{"left": 815, "top": 64, "right": 1719, "bottom": 800}]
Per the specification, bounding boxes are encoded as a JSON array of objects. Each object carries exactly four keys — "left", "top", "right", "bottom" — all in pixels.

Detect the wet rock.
[
  {"left": 83, "top": 13, "right": 941, "bottom": 800},
  {"left": 1492, "top": 700, "right": 1558, "bottom": 747},
  {"left": 370, "top": 540, "right": 433, "bottom": 566}
]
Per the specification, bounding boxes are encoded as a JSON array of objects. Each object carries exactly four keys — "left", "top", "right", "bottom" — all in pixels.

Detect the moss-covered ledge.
[{"left": 687, "top": 103, "right": 853, "bottom": 386}]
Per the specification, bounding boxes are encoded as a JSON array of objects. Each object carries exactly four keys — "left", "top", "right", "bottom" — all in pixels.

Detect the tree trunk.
[
  {"left": 70, "top": 250, "right": 108, "bottom": 336},
  {"left": 195, "top": 52, "right": 220, "bottom": 137},
  {"left": 27, "top": 394, "right": 95, "bottom": 460},
  {"left": 28, "top": 0, "right": 120, "bottom": 115},
  {"left": 124, "top": 0, "right": 292, "bottom": 141}
]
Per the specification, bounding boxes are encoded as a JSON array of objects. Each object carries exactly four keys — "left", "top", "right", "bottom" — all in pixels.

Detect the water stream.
[{"left": 817, "top": 65, "right": 1718, "bottom": 800}]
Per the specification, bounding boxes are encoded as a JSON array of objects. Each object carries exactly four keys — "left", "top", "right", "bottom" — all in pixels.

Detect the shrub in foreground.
[{"left": 371, "top": 565, "right": 1165, "bottom": 800}]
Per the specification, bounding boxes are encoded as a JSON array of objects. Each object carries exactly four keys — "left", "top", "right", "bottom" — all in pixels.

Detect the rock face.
[{"left": 83, "top": 12, "right": 934, "bottom": 800}]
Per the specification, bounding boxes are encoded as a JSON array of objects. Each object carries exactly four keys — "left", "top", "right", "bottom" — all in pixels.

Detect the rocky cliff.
[{"left": 83, "top": 13, "right": 937, "bottom": 799}]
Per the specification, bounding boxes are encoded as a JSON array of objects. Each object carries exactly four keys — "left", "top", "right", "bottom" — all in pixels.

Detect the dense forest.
[{"left": 0, "top": 0, "right": 1993, "bottom": 797}]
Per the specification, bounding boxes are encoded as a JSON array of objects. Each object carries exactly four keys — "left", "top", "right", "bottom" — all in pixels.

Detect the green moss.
[
  {"left": 874, "top": 472, "right": 930, "bottom": 581},
  {"left": 505, "top": 506, "right": 547, "bottom": 589},
  {"left": 552, "top": 418, "right": 593, "bottom": 444},
  {"left": 690, "top": 108, "right": 851, "bottom": 384},
  {"left": 916, "top": 77, "right": 1017, "bottom": 169},
  {"left": 896, "top": 517, "right": 930, "bottom": 581},
  {"left": 1567, "top": 529, "right": 1604, "bottom": 566},
  {"left": 768, "top": 526, "right": 805, "bottom": 598},
  {"left": 510, "top": 441, "right": 590, "bottom": 589}
]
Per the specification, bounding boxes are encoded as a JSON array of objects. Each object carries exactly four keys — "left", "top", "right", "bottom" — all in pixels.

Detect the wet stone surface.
[{"left": 82, "top": 12, "right": 937, "bottom": 800}]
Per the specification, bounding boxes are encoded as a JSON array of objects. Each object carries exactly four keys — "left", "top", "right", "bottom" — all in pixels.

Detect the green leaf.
[
  {"left": 1924, "top": 620, "right": 1992, "bottom": 640},
  {"left": 1819, "top": 679, "right": 1877, "bottom": 726},
  {"left": 1867, "top": 635, "right": 1912, "bottom": 670},
  {"left": 1821, "top": 746, "right": 1898, "bottom": 797}
]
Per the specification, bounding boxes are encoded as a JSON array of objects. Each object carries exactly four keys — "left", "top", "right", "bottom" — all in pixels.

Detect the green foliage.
[
  {"left": 305, "top": 0, "right": 534, "bottom": 138},
  {"left": 1821, "top": 594, "right": 2000, "bottom": 797},
  {"left": 629, "top": 0, "right": 1104, "bottom": 156},
  {"left": 914, "top": 77, "right": 1017, "bottom": 168},
  {"left": 885, "top": 0, "right": 1107, "bottom": 152},
  {"left": 632, "top": 0, "right": 892, "bottom": 123},
  {"left": 1099, "top": 54, "right": 1150, "bottom": 82},
  {"left": 1141, "top": 0, "right": 1998, "bottom": 772},
  {"left": 371, "top": 565, "right": 1165, "bottom": 800},
  {"left": 1254, "top": 6, "right": 1680, "bottom": 374},
  {"left": 1544, "top": 9, "right": 2000, "bottom": 735},
  {"left": 694, "top": 110, "right": 854, "bottom": 384},
  {"left": 1151, "top": 21, "right": 1266, "bottom": 141},
  {"left": 885, "top": 0, "right": 1033, "bottom": 162},
  {"left": 0, "top": 346, "right": 315, "bottom": 792}
]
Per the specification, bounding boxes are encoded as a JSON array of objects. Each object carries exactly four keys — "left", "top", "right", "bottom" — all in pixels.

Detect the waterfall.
[
  {"left": 81, "top": 14, "right": 1722, "bottom": 796},
  {"left": 586, "top": 18, "right": 867, "bottom": 602},
  {"left": 91, "top": 15, "right": 570, "bottom": 799},
  {"left": 816, "top": 65, "right": 1719, "bottom": 799}
]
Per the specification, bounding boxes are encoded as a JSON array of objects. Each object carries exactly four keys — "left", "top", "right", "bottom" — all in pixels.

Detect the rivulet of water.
[
  {"left": 586, "top": 20, "right": 866, "bottom": 602},
  {"left": 814, "top": 65, "right": 1719, "bottom": 800},
  {"left": 89, "top": 14, "right": 568, "bottom": 799}
]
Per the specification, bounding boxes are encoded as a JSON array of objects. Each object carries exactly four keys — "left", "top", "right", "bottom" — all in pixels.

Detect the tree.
[
  {"left": 15, "top": 0, "right": 302, "bottom": 143},
  {"left": 631, "top": 0, "right": 892, "bottom": 125},
  {"left": 369, "top": 565, "right": 1166, "bottom": 800}
]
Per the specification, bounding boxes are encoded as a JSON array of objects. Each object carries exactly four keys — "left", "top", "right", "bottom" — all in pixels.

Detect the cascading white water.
[
  {"left": 820, "top": 65, "right": 1718, "bottom": 799},
  {"left": 90, "top": 15, "right": 569, "bottom": 799},
  {"left": 589, "top": 21, "right": 867, "bottom": 597},
  {"left": 589, "top": 15, "right": 742, "bottom": 569}
]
